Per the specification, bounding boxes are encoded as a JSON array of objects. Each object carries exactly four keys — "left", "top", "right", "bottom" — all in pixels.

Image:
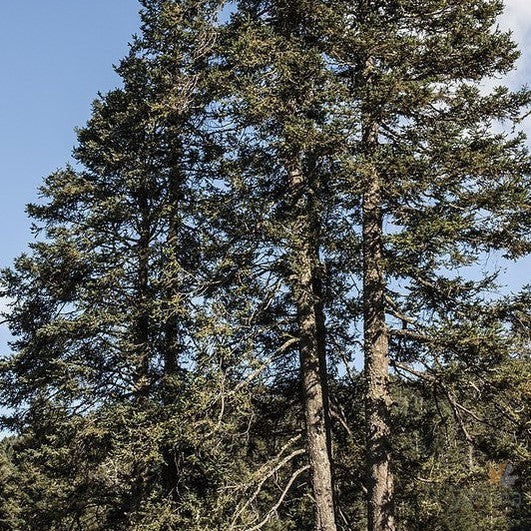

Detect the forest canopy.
[{"left": 0, "top": 1, "right": 530, "bottom": 530}]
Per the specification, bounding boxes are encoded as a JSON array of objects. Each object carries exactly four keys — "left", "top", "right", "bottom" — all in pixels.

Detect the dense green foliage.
[{"left": 1, "top": 1, "right": 530, "bottom": 529}]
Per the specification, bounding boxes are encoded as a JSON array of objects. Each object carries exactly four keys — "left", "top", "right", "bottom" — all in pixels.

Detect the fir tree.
[
  {"left": 0, "top": 1, "right": 255, "bottom": 527},
  {"left": 322, "top": 1, "right": 531, "bottom": 528},
  {"left": 219, "top": 2, "right": 356, "bottom": 527},
  {"left": 0, "top": 1, "right": 530, "bottom": 530}
]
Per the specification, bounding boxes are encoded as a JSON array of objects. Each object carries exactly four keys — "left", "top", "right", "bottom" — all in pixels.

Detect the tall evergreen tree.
[
  {"left": 320, "top": 1, "right": 531, "bottom": 528},
  {"left": 219, "top": 2, "right": 359, "bottom": 527},
  {"left": 1, "top": 1, "right": 530, "bottom": 530},
  {"left": 0, "top": 1, "right": 256, "bottom": 527}
]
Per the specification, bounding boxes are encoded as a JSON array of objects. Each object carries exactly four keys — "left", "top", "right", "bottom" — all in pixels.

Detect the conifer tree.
[
  {"left": 320, "top": 1, "right": 531, "bottom": 528},
  {"left": 1, "top": 1, "right": 530, "bottom": 530},
  {"left": 0, "top": 1, "right": 256, "bottom": 527},
  {"left": 219, "top": 2, "right": 358, "bottom": 527}
]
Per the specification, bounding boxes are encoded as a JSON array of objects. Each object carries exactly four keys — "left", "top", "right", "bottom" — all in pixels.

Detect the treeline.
[{"left": 0, "top": 1, "right": 530, "bottom": 530}]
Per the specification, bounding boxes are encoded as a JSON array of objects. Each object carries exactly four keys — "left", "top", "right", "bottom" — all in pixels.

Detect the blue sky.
[
  {"left": 0, "top": 1, "right": 141, "bottom": 347},
  {"left": 0, "top": 1, "right": 529, "bottom": 350},
  {"left": 0, "top": 1, "right": 140, "bottom": 261}
]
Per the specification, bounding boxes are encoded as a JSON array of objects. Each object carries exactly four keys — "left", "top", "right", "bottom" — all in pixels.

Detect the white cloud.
[
  {"left": 499, "top": 0, "right": 531, "bottom": 83},
  {"left": 492, "top": 1, "right": 531, "bottom": 139},
  {"left": 501, "top": 0, "right": 531, "bottom": 44},
  {"left": 0, "top": 299, "right": 12, "bottom": 353},
  {"left": 0, "top": 297, "right": 12, "bottom": 340}
]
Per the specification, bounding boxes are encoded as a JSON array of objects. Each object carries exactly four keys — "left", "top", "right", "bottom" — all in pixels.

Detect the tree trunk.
[
  {"left": 161, "top": 168, "right": 184, "bottom": 501},
  {"left": 362, "top": 120, "right": 396, "bottom": 531},
  {"left": 163, "top": 169, "right": 184, "bottom": 381},
  {"left": 134, "top": 191, "right": 151, "bottom": 399},
  {"left": 161, "top": 284, "right": 181, "bottom": 502},
  {"left": 289, "top": 162, "right": 337, "bottom": 531},
  {"left": 127, "top": 192, "right": 151, "bottom": 523}
]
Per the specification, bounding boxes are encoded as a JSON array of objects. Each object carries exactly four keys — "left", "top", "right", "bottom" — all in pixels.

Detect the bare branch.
[{"left": 247, "top": 465, "right": 310, "bottom": 531}]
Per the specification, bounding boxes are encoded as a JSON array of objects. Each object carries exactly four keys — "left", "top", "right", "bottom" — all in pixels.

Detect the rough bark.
[
  {"left": 362, "top": 120, "right": 396, "bottom": 531},
  {"left": 289, "top": 162, "right": 337, "bottom": 531},
  {"left": 161, "top": 271, "right": 181, "bottom": 502}
]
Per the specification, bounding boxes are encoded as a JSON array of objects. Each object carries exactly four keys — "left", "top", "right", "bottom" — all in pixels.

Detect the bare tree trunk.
[
  {"left": 362, "top": 120, "right": 396, "bottom": 531},
  {"left": 289, "top": 162, "right": 337, "bottom": 531}
]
